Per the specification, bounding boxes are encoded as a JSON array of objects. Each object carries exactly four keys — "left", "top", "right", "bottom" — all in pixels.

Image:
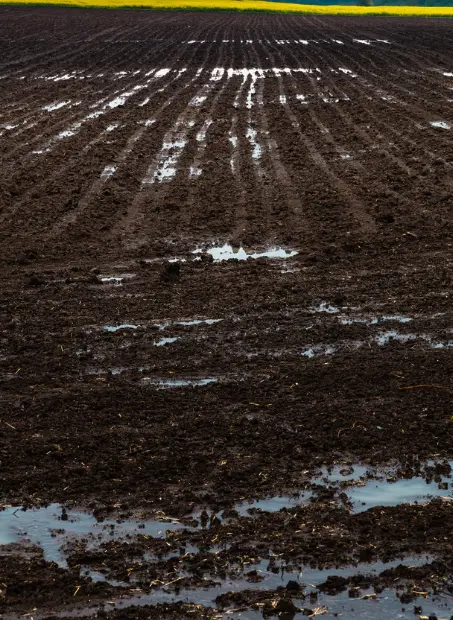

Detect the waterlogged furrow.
[
  {"left": 47, "top": 121, "right": 156, "bottom": 239},
  {"left": 188, "top": 67, "right": 235, "bottom": 179},
  {"left": 32, "top": 72, "right": 170, "bottom": 155},
  {"left": 141, "top": 69, "right": 225, "bottom": 185},
  {"left": 189, "top": 119, "right": 213, "bottom": 179}
]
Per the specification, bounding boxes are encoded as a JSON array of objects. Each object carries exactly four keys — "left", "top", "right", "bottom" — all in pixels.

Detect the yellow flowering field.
[{"left": 2, "top": 0, "right": 453, "bottom": 16}]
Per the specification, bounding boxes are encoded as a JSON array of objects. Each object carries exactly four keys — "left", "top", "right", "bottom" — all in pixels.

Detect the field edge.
[{"left": 2, "top": 0, "right": 453, "bottom": 16}]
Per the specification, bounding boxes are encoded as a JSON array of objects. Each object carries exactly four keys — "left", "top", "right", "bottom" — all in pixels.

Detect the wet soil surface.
[{"left": 3, "top": 7, "right": 453, "bottom": 619}]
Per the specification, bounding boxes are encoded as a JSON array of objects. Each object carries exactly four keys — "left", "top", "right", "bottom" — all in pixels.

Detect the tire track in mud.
[
  {"left": 316, "top": 48, "right": 453, "bottom": 182},
  {"left": 0, "top": 22, "right": 167, "bottom": 113},
  {"left": 273, "top": 27, "right": 453, "bottom": 225},
  {"left": 4, "top": 11, "right": 453, "bottom": 255},
  {"left": 111, "top": 36, "right": 230, "bottom": 248},
  {"left": 0, "top": 21, "right": 214, "bottom": 166},
  {"left": 0, "top": 24, "right": 131, "bottom": 77},
  {"left": 39, "top": 51, "right": 221, "bottom": 239},
  {"left": 3, "top": 14, "right": 226, "bottom": 131},
  {"left": 277, "top": 32, "right": 419, "bottom": 198},
  {"left": 178, "top": 33, "right": 238, "bottom": 236},
  {"left": 246, "top": 34, "right": 305, "bottom": 240},
  {"left": 0, "top": 29, "right": 221, "bottom": 233},
  {"left": 328, "top": 39, "right": 450, "bottom": 130},
  {"left": 102, "top": 34, "right": 226, "bottom": 245},
  {"left": 256, "top": 36, "right": 376, "bottom": 235},
  {"left": 302, "top": 33, "right": 453, "bottom": 175},
  {"left": 281, "top": 41, "right": 425, "bottom": 228}
]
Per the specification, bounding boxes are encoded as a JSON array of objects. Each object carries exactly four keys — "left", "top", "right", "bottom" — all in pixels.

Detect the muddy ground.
[{"left": 2, "top": 8, "right": 453, "bottom": 619}]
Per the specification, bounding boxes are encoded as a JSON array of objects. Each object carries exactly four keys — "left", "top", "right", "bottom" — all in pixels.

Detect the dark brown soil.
[{"left": 2, "top": 8, "right": 453, "bottom": 619}]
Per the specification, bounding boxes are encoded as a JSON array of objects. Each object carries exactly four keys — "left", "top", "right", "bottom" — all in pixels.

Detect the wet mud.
[{"left": 3, "top": 7, "right": 453, "bottom": 619}]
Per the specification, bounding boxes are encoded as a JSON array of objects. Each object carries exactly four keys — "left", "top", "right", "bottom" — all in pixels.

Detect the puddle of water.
[
  {"left": 315, "top": 464, "right": 370, "bottom": 483},
  {"left": 190, "top": 95, "right": 207, "bottom": 106},
  {"left": 110, "top": 366, "right": 147, "bottom": 375},
  {"left": 174, "top": 319, "right": 221, "bottom": 327},
  {"left": 104, "top": 324, "right": 138, "bottom": 332},
  {"left": 349, "top": 476, "right": 453, "bottom": 513},
  {"left": 83, "top": 569, "right": 126, "bottom": 587},
  {"left": 153, "top": 318, "right": 221, "bottom": 329},
  {"left": 48, "top": 562, "right": 443, "bottom": 619},
  {"left": 374, "top": 330, "right": 419, "bottom": 346},
  {"left": 302, "top": 344, "right": 337, "bottom": 358},
  {"left": 42, "top": 100, "right": 71, "bottom": 112},
  {"left": 99, "top": 273, "right": 135, "bottom": 285},
  {"left": 301, "top": 330, "right": 453, "bottom": 360},
  {"left": 144, "top": 377, "right": 218, "bottom": 388},
  {"left": 235, "top": 494, "right": 311, "bottom": 516},
  {"left": 340, "top": 315, "right": 412, "bottom": 326},
  {"left": 246, "top": 126, "right": 262, "bottom": 161},
  {"left": 311, "top": 302, "right": 340, "bottom": 314},
  {"left": 241, "top": 465, "right": 453, "bottom": 515},
  {"left": 338, "top": 67, "right": 357, "bottom": 77},
  {"left": 296, "top": 94, "right": 308, "bottom": 104},
  {"left": 247, "top": 555, "right": 434, "bottom": 589},
  {"left": 430, "top": 120, "right": 451, "bottom": 129},
  {"left": 100, "top": 165, "right": 116, "bottom": 181},
  {"left": 0, "top": 505, "right": 186, "bottom": 566},
  {"left": 154, "top": 337, "right": 179, "bottom": 347},
  {"left": 145, "top": 118, "right": 196, "bottom": 184},
  {"left": 56, "top": 129, "right": 76, "bottom": 139},
  {"left": 192, "top": 245, "right": 298, "bottom": 262}
]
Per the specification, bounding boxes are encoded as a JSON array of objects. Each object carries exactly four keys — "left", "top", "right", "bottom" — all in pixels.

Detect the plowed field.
[{"left": 3, "top": 9, "right": 453, "bottom": 620}]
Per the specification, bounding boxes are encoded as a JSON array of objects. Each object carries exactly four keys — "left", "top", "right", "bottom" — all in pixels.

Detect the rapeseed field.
[{"left": 2, "top": 0, "right": 453, "bottom": 16}]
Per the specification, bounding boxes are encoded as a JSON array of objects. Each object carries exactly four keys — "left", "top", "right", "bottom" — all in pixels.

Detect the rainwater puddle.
[
  {"left": 374, "top": 330, "right": 419, "bottom": 346},
  {"left": 340, "top": 314, "right": 412, "bottom": 326},
  {"left": 48, "top": 560, "right": 442, "bottom": 619},
  {"left": 152, "top": 318, "right": 221, "bottom": 329},
  {"left": 310, "top": 302, "right": 340, "bottom": 313},
  {"left": 235, "top": 494, "right": 311, "bottom": 516},
  {"left": 100, "top": 165, "right": 116, "bottom": 181},
  {"left": 42, "top": 100, "right": 71, "bottom": 112},
  {"left": 99, "top": 273, "right": 135, "bottom": 285},
  {"left": 154, "top": 337, "right": 179, "bottom": 346},
  {"left": 233, "top": 463, "right": 453, "bottom": 515},
  {"left": 174, "top": 318, "right": 221, "bottom": 327},
  {"left": 0, "top": 504, "right": 186, "bottom": 566},
  {"left": 349, "top": 476, "right": 453, "bottom": 513},
  {"left": 104, "top": 324, "right": 138, "bottom": 332},
  {"left": 338, "top": 67, "right": 357, "bottom": 76},
  {"left": 246, "top": 555, "right": 433, "bottom": 588},
  {"left": 315, "top": 464, "right": 370, "bottom": 483},
  {"left": 144, "top": 377, "right": 218, "bottom": 388},
  {"left": 192, "top": 245, "right": 298, "bottom": 262},
  {"left": 246, "top": 126, "right": 262, "bottom": 160},
  {"left": 301, "top": 330, "right": 453, "bottom": 359},
  {"left": 302, "top": 344, "right": 337, "bottom": 358},
  {"left": 430, "top": 120, "right": 451, "bottom": 129}
]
